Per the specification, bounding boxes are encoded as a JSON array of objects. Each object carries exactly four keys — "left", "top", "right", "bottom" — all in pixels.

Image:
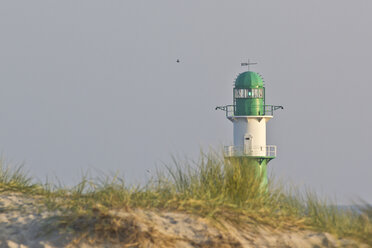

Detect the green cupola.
[{"left": 234, "top": 71, "right": 265, "bottom": 116}]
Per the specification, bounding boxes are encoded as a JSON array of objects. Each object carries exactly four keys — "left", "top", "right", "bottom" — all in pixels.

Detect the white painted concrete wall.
[{"left": 232, "top": 116, "right": 272, "bottom": 156}]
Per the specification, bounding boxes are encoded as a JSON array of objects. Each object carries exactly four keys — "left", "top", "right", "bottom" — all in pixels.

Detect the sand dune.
[{"left": 0, "top": 193, "right": 370, "bottom": 248}]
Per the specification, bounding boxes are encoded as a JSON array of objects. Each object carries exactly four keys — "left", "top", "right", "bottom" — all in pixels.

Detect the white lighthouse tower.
[{"left": 216, "top": 63, "right": 283, "bottom": 186}]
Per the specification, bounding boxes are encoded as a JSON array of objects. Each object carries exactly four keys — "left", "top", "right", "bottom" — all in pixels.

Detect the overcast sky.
[{"left": 0, "top": 0, "right": 371, "bottom": 203}]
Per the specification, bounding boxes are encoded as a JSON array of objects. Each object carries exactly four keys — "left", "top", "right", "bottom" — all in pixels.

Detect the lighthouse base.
[{"left": 224, "top": 156, "right": 273, "bottom": 189}]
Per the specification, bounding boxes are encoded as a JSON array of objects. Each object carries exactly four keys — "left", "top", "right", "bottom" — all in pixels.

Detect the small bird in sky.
[{"left": 176, "top": 59, "right": 180, "bottom": 63}]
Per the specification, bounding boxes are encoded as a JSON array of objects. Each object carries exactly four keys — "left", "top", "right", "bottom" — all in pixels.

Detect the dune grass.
[
  {"left": 0, "top": 161, "right": 41, "bottom": 194},
  {"left": 0, "top": 152, "right": 371, "bottom": 245}
]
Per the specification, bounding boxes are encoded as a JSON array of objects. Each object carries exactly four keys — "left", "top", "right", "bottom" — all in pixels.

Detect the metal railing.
[
  {"left": 225, "top": 105, "right": 234, "bottom": 118},
  {"left": 224, "top": 145, "right": 277, "bottom": 157},
  {"left": 215, "top": 105, "right": 234, "bottom": 118},
  {"left": 264, "top": 105, "right": 284, "bottom": 116},
  {"left": 215, "top": 105, "right": 283, "bottom": 117}
]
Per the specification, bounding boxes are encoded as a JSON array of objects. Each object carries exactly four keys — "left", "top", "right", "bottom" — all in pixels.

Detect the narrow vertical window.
[{"left": 258, "top": 89, "right": 263, "bottom": 98}]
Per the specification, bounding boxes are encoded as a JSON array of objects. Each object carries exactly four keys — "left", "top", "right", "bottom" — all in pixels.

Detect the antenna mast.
[{"left": 241, "top": 59, "right": 257, "bottom": 71}]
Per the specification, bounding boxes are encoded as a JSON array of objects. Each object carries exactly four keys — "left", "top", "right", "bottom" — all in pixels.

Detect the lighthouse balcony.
[
  {"left": 217, "top": 105, "right": 282, "bottom": 118},
  {"left": 224, "top": 145, "right": 277, "bottom": 158}
]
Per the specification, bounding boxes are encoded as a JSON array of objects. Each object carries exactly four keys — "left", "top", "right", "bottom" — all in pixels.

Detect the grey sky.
[{"left": 0, "top": 0, "right": 371, "bottom": 203}]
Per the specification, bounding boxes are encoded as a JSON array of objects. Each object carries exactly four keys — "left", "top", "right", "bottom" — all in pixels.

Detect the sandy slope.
[{"left": 0, "top": 193, "right": 370, "bottom": 248}]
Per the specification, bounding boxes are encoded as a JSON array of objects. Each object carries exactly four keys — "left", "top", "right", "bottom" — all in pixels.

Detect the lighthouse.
[{"left": 216, "top": 63, "right": 283, "bottom": 187}]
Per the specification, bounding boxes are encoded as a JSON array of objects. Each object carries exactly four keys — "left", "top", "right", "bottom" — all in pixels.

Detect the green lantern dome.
[
  {"left": 235, "top": 71, "right": 263, "bottom": 88},
  {"left": 234, "top": 71, "right": 265, "bottom": 116}
]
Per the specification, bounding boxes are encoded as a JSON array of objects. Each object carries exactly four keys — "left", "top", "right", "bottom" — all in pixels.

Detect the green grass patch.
[{"left": 0, "top": 161, "right": 41, "bottom": 194}]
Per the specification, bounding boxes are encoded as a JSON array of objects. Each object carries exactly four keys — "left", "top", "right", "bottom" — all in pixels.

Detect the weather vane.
[{"left": 241, "top": 59, "right": 257, "bottom": 71}]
